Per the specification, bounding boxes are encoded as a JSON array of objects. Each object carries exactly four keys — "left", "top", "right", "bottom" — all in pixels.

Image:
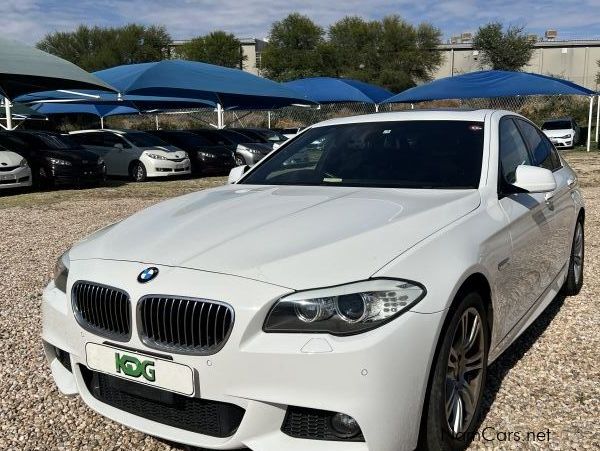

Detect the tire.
[
  {"left": 130, "top": 161, "right": 147, "bottom": 182},
  {"left": 561, "top": 218, "right": 584, "bottom": 296},
  {"left": 420, "top": 291, "right": 489, "bottom": 451},
  {"left": 36, "top": 166, "right": 53, "bottom": 189}
]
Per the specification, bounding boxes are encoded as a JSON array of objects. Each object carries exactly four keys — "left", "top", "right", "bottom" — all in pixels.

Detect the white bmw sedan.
[{"left": 42, "top": 110, "right": 584, "bottom": 451}]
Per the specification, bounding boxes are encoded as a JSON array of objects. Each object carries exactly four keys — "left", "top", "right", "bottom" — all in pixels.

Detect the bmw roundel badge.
[{"left": 138, "top": 267, "right": 159, "bottom": 283}]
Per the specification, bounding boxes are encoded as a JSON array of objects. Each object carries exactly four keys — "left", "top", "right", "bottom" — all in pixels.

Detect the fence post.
[
  {"left": 587, "top": 96, "right": 594, "bottom": 152},
  {"left": 596, "top": 96, "right": 600, "bottom": 142},
  {"left": 3, "top": 97, "right": 12, "bottom": 131}
]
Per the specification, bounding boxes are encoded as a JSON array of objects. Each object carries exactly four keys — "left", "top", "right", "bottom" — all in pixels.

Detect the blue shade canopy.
[
  {"left": 0, "top": 37, "right": 116, "bottom": 99},
  {"left": 284, "top": 77, "right": 393, "bottom": 104},
  {"left": 0, "top": 101, "right": 46, "bottom": 120},
  {"left": 30, "top": 102, "right": 139, "bottom": 118},
  {"left": 382, "top": 70, "right": 596, "bottom": 104},
  {"left": 94, "top": 60, "right": 316, "bottom": 110},
  {"left": 15, "top": 89, "right": 215, "bottom": 110}
]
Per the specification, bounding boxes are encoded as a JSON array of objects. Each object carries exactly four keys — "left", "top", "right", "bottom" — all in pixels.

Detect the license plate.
[
  {"left": 0, "top": 175, "right": 14, "bottom": 181},
  {"left": 85, "top": 343, "right": 194, "bottom": 396}
]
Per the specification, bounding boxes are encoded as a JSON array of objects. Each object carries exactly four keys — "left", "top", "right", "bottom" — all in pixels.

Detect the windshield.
[
  {"left": 38, "top": 134, "right": 79, "bottom": 150},
  {"left": 260, "top": 130, "right": 288, "bottom": 142},
  {"left": 542, "top": 121, "right": 572, "bottom": 130},
  {"left": 218, "top": 130, "right": 255, "bottom": 144},
  {"left": 125, "top": 132, "right": 170, "bottom": 148},
  {"left": 241, "top": 121, "right": 484, "bottom": 189},
  {"left": 166, "top": 132, "right": 213, "bottom": 147}
]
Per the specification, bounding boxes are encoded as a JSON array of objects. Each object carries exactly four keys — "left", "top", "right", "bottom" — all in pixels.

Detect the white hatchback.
[
  {"left": 44, "top": 110, "right": 584, "bottom": 451},
  {"left": 70, "top": 129, "right": 191, "bottom": 181},
  {"left": 0, "top": 144, "right": 32, "bottom": 190}
]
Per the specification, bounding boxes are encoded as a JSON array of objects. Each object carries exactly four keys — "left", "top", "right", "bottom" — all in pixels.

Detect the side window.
[
  {"left": 101, "top": 133, "right": 130, "bottom": 148},
  {"left": 499, "top": 118, "right": 531, "bottom": 184},
  {"left": 516, "top": 119, "right": 560, "bottom": 171}
]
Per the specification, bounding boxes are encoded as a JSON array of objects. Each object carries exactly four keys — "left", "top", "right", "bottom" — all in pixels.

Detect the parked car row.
[{"left": 0, "top": 127, "right": 286, "bottom": 191}]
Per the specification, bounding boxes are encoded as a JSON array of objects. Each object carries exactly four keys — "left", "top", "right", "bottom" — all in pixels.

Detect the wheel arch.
[{"left": 417, "top": 271, "right": 493, "bottom": 448}]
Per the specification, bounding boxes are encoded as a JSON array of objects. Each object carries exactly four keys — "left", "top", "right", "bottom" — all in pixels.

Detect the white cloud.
[{"left": 1, "top": 0, "right": 600, "bottom": 44}]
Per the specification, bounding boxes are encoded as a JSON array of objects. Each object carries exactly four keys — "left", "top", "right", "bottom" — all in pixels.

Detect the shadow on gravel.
[{"left": 474, "top": 293, "right": 567, "bottom": 432}]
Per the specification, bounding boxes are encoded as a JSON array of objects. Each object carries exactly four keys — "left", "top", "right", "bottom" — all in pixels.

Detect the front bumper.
[
  {"left": 549, "top": 137, "right": 574, "bottom": 148},
  {"left": 49, "top": 163, "right": 106, "bottom": 184},
  {"left": 143, "top": 157, "right": 192, "bottom": 177},
  {"left": 42, "top": 260, "right": 443, "bottom": 451},
  {"left": 0, "top": 165, "right": 32, "bottom": 188}
]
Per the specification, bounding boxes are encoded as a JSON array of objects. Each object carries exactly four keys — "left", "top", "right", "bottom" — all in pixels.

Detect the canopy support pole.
[
  {"left": 100, "top": 117, "right": 104, "bottom": 129},
  {"left": 587, "top": 96, "right": 594, "bottom": 152},
  {"left": 155, "top": 114, "right": 159, "bottom": 130},
  {"left": 217, "top": 103, "right": 224, "bottom": 129},
  {"left": 595, "top": 94, "right": 600, "bottom": 143},
  {"left": 268, "top": 111, "right": 271, "bottom": 129},
  {"left": 3, "top": 97, "right": 13, "bottom": 131}
]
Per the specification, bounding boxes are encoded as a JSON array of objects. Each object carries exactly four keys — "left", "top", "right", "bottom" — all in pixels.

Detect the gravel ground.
[{"left": 0, "top": 156, "right": 598, "bottom": 450}]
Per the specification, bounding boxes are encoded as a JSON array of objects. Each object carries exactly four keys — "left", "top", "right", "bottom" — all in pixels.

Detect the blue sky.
[{"left": 3, "top": 0, "right": 600, "bottom": 44}]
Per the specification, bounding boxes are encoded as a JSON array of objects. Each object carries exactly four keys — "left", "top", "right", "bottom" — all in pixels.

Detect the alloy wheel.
[
  {"left": 445, "top": 307, "right": 485, "bottom": 437},
  {"left": 135, "top": 165, "right": 144, "bottom": 181},
  {"left": 573, "top": 222, "right": 584, "bottom": 286}
]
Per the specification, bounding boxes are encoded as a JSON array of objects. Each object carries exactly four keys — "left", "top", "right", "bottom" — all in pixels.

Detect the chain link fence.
[{"left": 104, "top": 95, "right": 595, "bottom": 135}]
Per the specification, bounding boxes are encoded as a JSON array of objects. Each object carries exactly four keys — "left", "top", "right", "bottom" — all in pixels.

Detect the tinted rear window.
[{"left": 542, "top": 121, "right": 572, "bottom": 130}]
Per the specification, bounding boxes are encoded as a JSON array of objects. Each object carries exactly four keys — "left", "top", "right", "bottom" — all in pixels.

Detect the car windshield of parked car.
[
  {"left": 125, "top": 132, "right": 171, "bottom": 148},
  {"left": 261, "top": 130, "right": 288, "bottom": 142},
  {"left": 241, "top": 121, "right": 485, "bottom": 189},
  {"left": 219, "top": 130, "right": 261, "bottom": 144},
  {"left": 38, "top": 134, "right": 79, "bottom": 150},
  {"left": 167, "top": 132, "right": 214, "bottom": 148},
  {"left": 542, "top": 121, "right": 572, "bottom": 130}
]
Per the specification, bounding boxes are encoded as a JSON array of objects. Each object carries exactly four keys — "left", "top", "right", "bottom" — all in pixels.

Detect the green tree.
[
  {"left": 327, "top": 15, "right": 442, "bottom": 92},
  {"left": 473, "top": 22, "right": 535, "bottom": 71},
  {"left": 178, "top": 31, "right": 245, "bottom": 68},
  {"left": 328, "top": 16, "right": 381, "bottom": 80},
  {"left": 37, "top": 24, "right": 172, "bottom": 71},
  {"left": 261, "top": 13, "right": 332, "bottom": 80}
]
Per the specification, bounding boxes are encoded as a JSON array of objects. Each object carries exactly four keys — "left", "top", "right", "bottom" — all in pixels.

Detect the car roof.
[
  {"left": 311, "top": 109, "right": 497, "bottom": 128},
  {"left": 542, "top": 117, "right": 574, "bottom": 123},
  {"left": 70, "top": 129, "right": 144, "bottom": 135}
]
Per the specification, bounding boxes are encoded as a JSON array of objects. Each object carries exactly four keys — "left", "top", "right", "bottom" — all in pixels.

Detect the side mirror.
[
  {"left": 512, "top": 165, "right": 556, "bottom": 193},
  {"left": 228, "top": 165, "right": 249, "bottom": 184},
  {"left": 114, "top": 143, "right": 124, "bottom": 150}
]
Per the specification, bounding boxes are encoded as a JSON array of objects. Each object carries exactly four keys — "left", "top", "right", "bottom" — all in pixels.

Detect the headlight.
[
  {"left": 97, "top": 158, "right": 105, "bottom": 165},
  {"left": 54, "top": 252, "right": 70, "bottom": 293},
  {"left": 558, "top": 134, "right": 572, "bottom": 139},
  {"left": 47, "top": 157, "right": 72, "bottom": 166},
  {"left": 198, "top": 151, "right": 216, "bottom": 159},
  {"left": 146, "top": 153, "right": 167, "bottom": 160},
  {"left": 263, "top": 279, "right": 425, "bottom": 335},
  {"left": 19, "top": 158, "right": 28, "bottom": 167}
]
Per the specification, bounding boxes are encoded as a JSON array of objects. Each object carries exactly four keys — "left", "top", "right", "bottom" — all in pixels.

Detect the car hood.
[
  {"left": 141, "top": 146, "right": 187, "bottom": 159},
  {"left": 70, "top": 185, "right": 481, "bottom": 289},
  {"left": 46, "top": 148, "right": 102, "bottom": 162},
  {"left": 0, "top": 150, "right": 23, "bottom": 167},
  {"left": 543, "top": 128, "right": 574, "bottom": 137}
]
